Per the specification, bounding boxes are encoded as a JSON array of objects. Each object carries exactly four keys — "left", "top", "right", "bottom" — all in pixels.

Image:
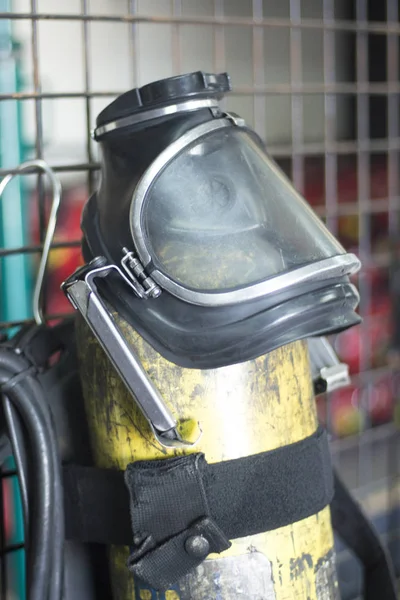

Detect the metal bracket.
[
  {"left": 62, "top": 257, "right": 200, "bottom": 448},
  {"left": 308, "top": 337, "right": 351, "bottom": 395}
]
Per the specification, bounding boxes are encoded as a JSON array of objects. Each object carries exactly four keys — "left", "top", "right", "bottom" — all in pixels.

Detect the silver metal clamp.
[
  {"left": 308, "top": 336, "right": 351, "bottom": 395},
  {"left": 62, "top": 257, "right": 200, "bottom": 448}
]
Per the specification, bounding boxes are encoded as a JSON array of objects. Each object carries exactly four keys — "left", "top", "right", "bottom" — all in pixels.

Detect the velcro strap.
[
  {"left": 64, "top": 426, "right": 332, "bottom": 550},
  {"left": 123, "top": 427, "right": 332, "bottom": 588},
  {"left": 125, "top": 453, "right": 232, "bottom": 588},
  {"left": 63, "top": 466, "right": 131, "bottom": 545}
]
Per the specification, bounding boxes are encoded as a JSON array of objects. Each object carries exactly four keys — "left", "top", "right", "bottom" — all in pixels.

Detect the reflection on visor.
[{"left": 142, "top": 128, "right": 344, "bottom": 291}]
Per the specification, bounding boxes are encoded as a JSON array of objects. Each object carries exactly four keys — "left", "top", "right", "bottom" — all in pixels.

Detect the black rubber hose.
[
  {"left": 0, "top": 432, "right": 11, "bottom": 465},
  {"left": 46, "top": 394, "right": 64, "bottom": 600},
  {"left": 0, "top": 348, "right": 65, "bottom": 600},
  {"left": 0, "top": 362, "right": 53, "bottom": 600},
  {"left": 2, "top": 397, "right": 29, "bottom": 531},
  {"left": 22, "top": 368, "right": 65, "bottom": 600}
]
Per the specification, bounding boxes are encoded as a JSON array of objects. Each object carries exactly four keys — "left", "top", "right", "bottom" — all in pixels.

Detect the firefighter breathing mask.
[{"left": 63, "top": 71, "right": 360, "bottom": 444}]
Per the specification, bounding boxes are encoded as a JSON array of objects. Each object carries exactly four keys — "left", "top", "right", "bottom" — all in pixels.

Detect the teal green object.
[
  {"left": 0, "top": 2, "right": 29, "bottom": 598},
  {"left": 0, "top": 2, "right": 31, "bottom": 329}
]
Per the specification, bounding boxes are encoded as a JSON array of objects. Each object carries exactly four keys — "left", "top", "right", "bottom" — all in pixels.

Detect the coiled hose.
[{"left": 0, "top": 344, "right": 64, "bottom": 600}]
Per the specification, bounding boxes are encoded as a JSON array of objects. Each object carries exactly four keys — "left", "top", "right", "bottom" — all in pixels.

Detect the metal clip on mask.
[
  {"left": 63, "top": 71, "right": 361, "bottom": 444},
  {"left": 308, "top": 336, "right": 351, "bottom": 395}
]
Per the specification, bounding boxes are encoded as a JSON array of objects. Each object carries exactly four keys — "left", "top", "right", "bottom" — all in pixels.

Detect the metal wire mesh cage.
[{"left": 0, "top": 0, "right": 399, "bottom": 598}]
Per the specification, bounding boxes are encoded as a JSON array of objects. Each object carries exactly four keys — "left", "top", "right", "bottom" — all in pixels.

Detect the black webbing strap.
[
  {"left": 63, "top": 465, "right": 131, "bottom": 545},
  {"left": 62, "top": 425, "right": 397, "bottom": 593},
  {"left": 64, "top": 426, "right": 333, "bottom": 588},
  {"left": 331, "top": 474, "right": 398, "bottom": 600},
  {"left": 64, "top": 425, "right": 332, "bottom": 546}
]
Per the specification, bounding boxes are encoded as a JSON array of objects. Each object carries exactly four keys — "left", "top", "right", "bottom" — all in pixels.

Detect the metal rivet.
[{"left": 185, "top": 535, "right": 210, "bottom": 559}]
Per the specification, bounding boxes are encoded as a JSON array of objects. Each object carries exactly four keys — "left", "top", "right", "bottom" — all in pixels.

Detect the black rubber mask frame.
[
  {"left": 79, "top": 72, "right": 361, "bottom": 368},
  {"left": 82, "top": 195, "right": 361, "bottom": 369}
]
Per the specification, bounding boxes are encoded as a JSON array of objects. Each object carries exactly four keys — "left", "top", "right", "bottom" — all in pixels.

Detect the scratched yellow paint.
[
  {"left": 165, "top": 592, "right": 180, "bottom": 600},
  {"left": 76, "top": 314, "right": 337, "bottom": 599}
]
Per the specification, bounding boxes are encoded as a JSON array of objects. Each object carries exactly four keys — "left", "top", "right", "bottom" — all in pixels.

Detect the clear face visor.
[{"left": 131, "top": 122, "right": 358, "bottom": 302}]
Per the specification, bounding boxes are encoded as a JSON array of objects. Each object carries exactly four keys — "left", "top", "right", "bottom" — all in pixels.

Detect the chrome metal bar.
[
  {"left": 66, "top": 278, "right": 177, "bottom": 435},
  {"left": 64, "top": 269, "right": 176, "bottom": 434},
  {"left": 62, "top": 262, "right": 200, "bottom": 447}
]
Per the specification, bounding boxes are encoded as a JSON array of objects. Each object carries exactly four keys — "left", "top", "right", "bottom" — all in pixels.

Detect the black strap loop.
[
  {"left": 0, "top": 365, "right": 37, "bottom": 393},
  {"left": 62, "top": 427, "right": 397, "bottom": 594},
  {"left": 64, "top": 425, "right": 333, "bottom": 547},
  {"left": 128, "top": 517, "right": 230, "bottom": 590},
  {"left": 64, "top": 426, "right": 333, "bottom": 588}
]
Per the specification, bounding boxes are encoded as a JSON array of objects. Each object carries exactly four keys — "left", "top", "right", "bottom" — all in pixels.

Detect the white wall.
[{"left": 11, "top": 0, "right": 352, "bottom": 182}]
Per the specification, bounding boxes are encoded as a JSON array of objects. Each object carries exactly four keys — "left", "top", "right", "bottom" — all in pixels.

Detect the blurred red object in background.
[
  {"left": 31, "top": 184, "right": 85, "bottom": 316},
  {"left": 304, "top": 156, "right": 394, "bottom": 436},
  {"left": 324, "top": 374, "right": 394, "bottom": 438}
]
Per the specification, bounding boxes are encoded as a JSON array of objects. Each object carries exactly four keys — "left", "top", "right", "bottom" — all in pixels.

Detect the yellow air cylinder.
[{"left": 75, "top": 315, "right": 339, "bottom": 600}]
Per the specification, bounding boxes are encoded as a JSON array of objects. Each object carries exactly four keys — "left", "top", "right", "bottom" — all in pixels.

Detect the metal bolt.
[
  {"left": 90, "top": 256, "right": 107, "bottom": 269},
  {"left": 185, "top": 535, "right": 210, "bottom": 559}
]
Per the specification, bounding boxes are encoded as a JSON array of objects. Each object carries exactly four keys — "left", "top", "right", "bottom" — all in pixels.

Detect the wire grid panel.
[{"left": 0, "top": 0, "right": 399, "bottom": 596}]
